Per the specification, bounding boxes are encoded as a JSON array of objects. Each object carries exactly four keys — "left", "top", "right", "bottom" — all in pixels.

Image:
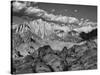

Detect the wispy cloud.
[
  {"left": 42, "top": 13, "right": 79, "bottom": 24},
  {"left": 25, "top": 6, "right": 46, "bottom": 16},
  {"left": 12, "top": 1, "right": 27, "bottom": 12},
  {"left": 12, "top": 1, "right": 79, "bottom": 24}
]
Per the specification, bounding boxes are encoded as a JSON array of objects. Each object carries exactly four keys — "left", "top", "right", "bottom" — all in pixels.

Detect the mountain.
[
  {"left": 12, "top": 15, "right": 97, "bottom": 60},
  {"left": 29, "top": 19, "right": 71, "bottom": 40}
]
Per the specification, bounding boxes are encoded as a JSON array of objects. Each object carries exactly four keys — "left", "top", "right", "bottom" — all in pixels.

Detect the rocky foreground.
[
  {"left": 12, "top": 40, "right": 97, "bottom": 74},
  {"left": 12, "top": 22, "right": 97, "bottom": 74}
]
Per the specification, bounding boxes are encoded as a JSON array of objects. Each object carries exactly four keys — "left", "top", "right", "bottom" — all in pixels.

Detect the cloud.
[
  {"left": 44, "top": 14, "right": 69, "bottom": 23},
  {"left": 12, "top": 1, "right": 27, "bottom": 12},
  {"left": 74, "top": 25, "right": 96, "bottom": 33},
  {"left": 25, "top": 7, "right": 46, "bottom": 16},
  {"left": 68, "top": 17, "right": 79, "bottom": 23},
  {"left": 12, "top": 1, "right": 79, "bottom": 24},
  {"left": 25, "top": 6, "right": 79, "bottom": 23},
  {"left": 42, "top": 13, "right": 79, "bottom": 24}
]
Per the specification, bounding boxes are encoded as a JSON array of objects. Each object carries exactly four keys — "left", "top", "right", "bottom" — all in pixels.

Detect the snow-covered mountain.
[{"left": 13, "top": 16, "right": 97, "bottom": 43}]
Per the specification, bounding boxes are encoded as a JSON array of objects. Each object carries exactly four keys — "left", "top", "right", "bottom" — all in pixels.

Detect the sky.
[
  {"left": 12, "top": 1, "right": 97, "bottom": 24},
  {"left": 36, "top": 2, "right": 97, "bottom": 22}
]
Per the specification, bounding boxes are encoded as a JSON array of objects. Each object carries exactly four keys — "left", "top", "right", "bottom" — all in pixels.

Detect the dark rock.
[
  {"left": 79, "top": 29, "right": 97, "bottom": 41},
  {"left": 38, "top": 45, "right": 54, "bottom": 58}
]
